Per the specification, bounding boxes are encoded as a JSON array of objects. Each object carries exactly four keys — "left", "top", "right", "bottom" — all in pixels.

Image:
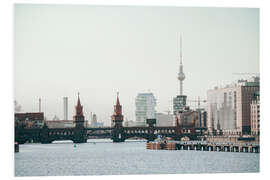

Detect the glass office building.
[{"left": 135, "top": 93, "right": 156, "bottom": 126}]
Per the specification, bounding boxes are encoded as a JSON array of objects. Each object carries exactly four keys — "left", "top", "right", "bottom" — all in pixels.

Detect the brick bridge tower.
[
  {"left": 111, "top": 92, "right": 124, "bottom": 142},
  {"left": 73, "top": 93, "right": 87, "bottom": 143},
  {"left": 74, "top": 93, "right": 85, "bottom": 128}
]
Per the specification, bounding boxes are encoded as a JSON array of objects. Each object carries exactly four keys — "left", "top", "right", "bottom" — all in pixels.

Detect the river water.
[{"left": 15, "top": 139, "right": 259, "bottom": 176}]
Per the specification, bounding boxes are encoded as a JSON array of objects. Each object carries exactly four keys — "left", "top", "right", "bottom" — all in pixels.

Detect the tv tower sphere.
[{"left": 178, "top": 69, "right": 185, "bottom": 81}]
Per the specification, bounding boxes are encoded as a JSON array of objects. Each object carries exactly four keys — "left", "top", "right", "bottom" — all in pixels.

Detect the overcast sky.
[{"left": 14, "top": 4, "right": 259, "bottom": 125}]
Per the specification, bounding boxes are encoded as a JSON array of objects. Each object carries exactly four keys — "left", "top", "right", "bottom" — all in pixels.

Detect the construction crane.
[
  {"left": 187, "top": 96, "right": 206, "bottom": 109},
  {"left": 165, "top": 100, "right": 173, "bottom": 115}
]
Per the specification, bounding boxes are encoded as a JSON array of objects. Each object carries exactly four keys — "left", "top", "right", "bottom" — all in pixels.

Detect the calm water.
[{"left": 15, "top": 139, "right": 259, "bottom": 176}]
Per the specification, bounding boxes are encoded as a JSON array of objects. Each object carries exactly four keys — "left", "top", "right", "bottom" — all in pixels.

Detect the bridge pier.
[
  {"left": 40, "top": 139, "right": 52, "bottom": 144},
  {"left": 112, "top": 128, "right": 125, "bottom": 142},
  {"left": 40, "top": 125, "right": 50, "bottom": 144},
  {"left": 112, "top": 135, "right": 125, "bottom": 142},
  {"left": 73, "top": 128, "right": 87, "bottom": 143}
]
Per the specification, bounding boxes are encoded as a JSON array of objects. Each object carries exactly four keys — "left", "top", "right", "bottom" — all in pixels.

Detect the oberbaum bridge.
[{"left": 15, "top": 94, "right": 206, "bottom": 144}]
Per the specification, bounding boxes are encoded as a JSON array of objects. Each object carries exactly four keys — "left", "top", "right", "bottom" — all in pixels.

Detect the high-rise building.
[
  {"left": 89, "top": 113, "right": 103, "bottom": 127},
  {"left": 173, "top": 35, "right": 187, "bottom": 114},
  {"left": 135, "top": 93, "right": 156, "bottom": 126},
  {"left": 207, "top": 77, "right": 260, "bottom": 135},
  {"left": 63, "top": 97, "right": 68, "bottom": 120},
  {"left": 92, "top": 113, "right": 97, "bottom": 124},
  {"left": 173, "top": 95, "right": 187, "bottom": 114},
  {"left": 251, "top": 91, "right": 260, "bottom": 136}
]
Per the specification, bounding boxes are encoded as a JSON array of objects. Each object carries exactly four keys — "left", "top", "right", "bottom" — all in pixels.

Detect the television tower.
[{"left": 178, "top": 35, "right": 185, "bottom": 95}]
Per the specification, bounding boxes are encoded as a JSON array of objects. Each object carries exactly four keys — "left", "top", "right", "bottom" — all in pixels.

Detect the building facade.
[
  {"left": 155, "top": 113, "right": 174, "bottom": 126},
  {"left": 124, "top": 120, "right": 138, "bottom": 127},
  {"left": 207, "top": 77, "right": 260, "bottom": 135},
  {"left": 135, "top": 93, "right": 156, "bottom": 126},
  {"left": 45, "top": 120, "right": 74, "bottom": 128},
  {"left": 45, "top": 120, "right": 88, "bottom": 128},
  {"left": 15, "top": 112, "right": 45, "bottom": 128},
  {"left": 173, "top": 95, "right": 187, "bottom": 115},
  {"left": 177, "top": 110, "right": 198, "bottom": 127},
  {"left": 200, "top": 110, "right": 207, "bottom": 128},
  {"left": 250, "top": 92, "right": 260, "bottom": 136}
]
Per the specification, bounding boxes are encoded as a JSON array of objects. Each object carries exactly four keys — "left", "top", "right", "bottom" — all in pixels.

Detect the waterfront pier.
[{"left": 146, "top": 141, "right": 260, "bottom": 153}]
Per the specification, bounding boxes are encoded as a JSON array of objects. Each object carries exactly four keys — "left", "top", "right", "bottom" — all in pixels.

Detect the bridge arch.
[
  {"left": 124, "top": 136, "right": 149, "bottom": 141},
  {"left": 50, "top": 140, "right": 74, "bottom": 143}
]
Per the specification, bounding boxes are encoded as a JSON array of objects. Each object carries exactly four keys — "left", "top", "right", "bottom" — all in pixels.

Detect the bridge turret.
[
  {"left": 111, "top": 92, "right": 124, "bottom": 128},
  {"left": 74, "top": 93, "right": 85, "bottom": 128},
  {"left": 111, "top": 92, "right": 125, "bottom": 142},
  {"left": 73, "top": 93, "right": 87, "bottom": 143}
]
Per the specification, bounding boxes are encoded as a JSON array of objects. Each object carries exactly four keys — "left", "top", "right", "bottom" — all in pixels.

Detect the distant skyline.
[{"left": 14, "top": 4, "right": 259, "bottom": 125}]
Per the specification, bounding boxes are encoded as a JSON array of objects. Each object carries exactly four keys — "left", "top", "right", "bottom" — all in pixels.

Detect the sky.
[{"left": 14, "top": 4, "right": 259, "bottom": 125}]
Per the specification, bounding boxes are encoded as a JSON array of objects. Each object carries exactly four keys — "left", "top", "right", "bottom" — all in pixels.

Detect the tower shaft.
[
  {"left": 177, "top": 35, "right": 185, "bottom": 96},
  {"left": 180, "top": 81, "right": 183, "bottom": 96}
]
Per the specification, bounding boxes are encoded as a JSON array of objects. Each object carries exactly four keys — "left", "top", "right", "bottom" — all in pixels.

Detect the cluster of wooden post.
[
  {"left": 146, "top": 142, "right": 259, "bottom": 153},
  {"left": 146, "top": 142, "right": 176, "bottom": 150}
]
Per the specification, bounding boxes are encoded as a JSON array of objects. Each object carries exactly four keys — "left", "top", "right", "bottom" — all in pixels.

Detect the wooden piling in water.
[
  {"left": 15, "top": 142, "right": 19, "bottom": 153},
  {"left": 146, "top": 141, "right": 259, "bottom": 153}
]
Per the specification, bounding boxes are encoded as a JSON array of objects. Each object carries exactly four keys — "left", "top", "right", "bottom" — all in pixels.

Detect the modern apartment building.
[
  {"left": 251, "top": 92, "right": 260, "bottom": 135},
  {"left": 207, "top": 77, "right": 260, "bottom": 135}
]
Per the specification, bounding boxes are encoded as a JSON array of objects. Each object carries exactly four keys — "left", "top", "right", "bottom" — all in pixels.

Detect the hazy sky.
[{"left": 14, "top": 4, "right": 259, "bottom": 125}]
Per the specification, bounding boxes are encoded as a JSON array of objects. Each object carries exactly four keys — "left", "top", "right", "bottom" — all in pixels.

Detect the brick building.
[{"left": 15, "top": 112, "right": 44, "bottom": 128}]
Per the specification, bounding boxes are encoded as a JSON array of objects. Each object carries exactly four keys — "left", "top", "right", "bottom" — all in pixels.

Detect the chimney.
[
  {"left": 63, "top": 97, "right": 68, "bottom": 120},
  {"left": 39, "top": 98, "right": 41, "bottom": 112}
]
